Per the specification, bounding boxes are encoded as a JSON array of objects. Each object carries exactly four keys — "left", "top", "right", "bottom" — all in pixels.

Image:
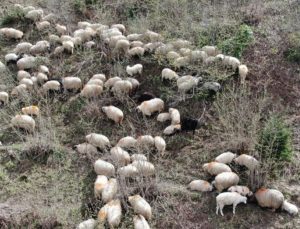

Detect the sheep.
[
  {"left": 49, "top": 34, "right": 60, "bottom": 44},
  {"left": 106, "top": 199, "right": 122, "bottom": 227},
  {"left": 137, "top": 135, "right": 155, "bottom": 148},
  {"left": 25, "top": 9, "right": 43, "bottom": 21},
  {"left": 228, "top": 186, "right": 253, "bottom": 197},
  {"left": 104, "top": 77, "right": 122, "bottom": 89},
  {"left": 30, "top": 40, "right": 50, "bottom": 54},
  {"left": 0, "top": 28, "right": 24, "bottom": 39},
  {"left": 127, "top": 33, "right": 143, "bottom": 41},
  {"left": 132, "top": 161, "right": 155, "bottom": 176},
  {"left": 128, "top": 47, "right": 145, "bottom": 57},
  {"left": 86, "top": 79, "right": 103, "bottom": 87},
  {"left": 137, "top": 98, "right": 164, "bottom": 116},
  {"left": 84, "top": 41, "right": 96, "bottom": 49},
  {"left": 126, "top": 77, "right": 140, "bottom": 92},
  {"left": 155, "top": 43, "right": 174, "bottom": 56},
  {"left": 102, "top": 106, "right": 124, "bottom": 124},
  {"left": 170, "top": 39, "right": 191, "bottom": 49},
  {"left": 157, "top": 112, "right": 171, "bottom": 123},
  {"left": 98, "top": 203, "right": 109, "bottom": 224},
  {"left": 22, "top": 106, "right": 40, "bottom": 116},
  {"left": 5, "top": 53, "right": 19, "bottom": 64},
  {"left": 77, "top": 219, "right": 97, "bottom": 229},
  {"left": 204, "top": 56, "right": 216, "bottom": 65},
  {"left": 91, "top": 74, "right": 106, "bottom": 82},
  {"left": 56, "top": 24, "right": 67, "bottom": 35},
  {"left": 126, "top": 64, "right": 143, "bottom": 76},
  {"left": 190, "top": 50, "right": 208, "bottom": 62},
  {"left": 81, "top": 85, "right": 103, "bottom": 98},
  {"left": 63, "top": 40, "right": 74, "bottom": 54},
  {"left": 216, "top": 192, "right": 247, "bottom": 216},
  {"left": 212, "top": 172, "right": 239, "bottom": 192},
  {"left": 102, "top": 178, "right": 118, "bottom": 203},
  {"left": 188, "top": 180, "right": 213, "bottom": 192},
  {"left": 117, "top": 136, "right": 137, "bottom": 149},
  {"left": 53, "top": 46, "right": 64, "bottom": 55},
  {"left": 14, "top": 42, "right": 32, "bottom": 54},
  {"left": 11, "top": 114, "right": 35, "bottom": 132},
  {"left": 60, "top": 35, "right": 73, "bottom": 43},
  {"left": 161, "top": 68, "right": 179, "bottom": 81},
  {"left": 62, "top": 77, "right": 82, "bottom": 92},
  {"left": 203, "top": 82, "right": 221, "bottom": 93},
  {"left": 111, "top": 24, "right": 126, "bottom": 33},
  {"left": 78, "top": 21, "right": 92, "bottom": 29},
  {"left": 163, "top": 124, "right": 181, "bottom": 135},
  {"left": 131, "top": 154, "right": 147, "bottom": 162},
  {"left": 144, "top": 42, "right": 163, "bottom": 53},
  {"left": 118, "top": 164, "right": 138, "bottom": 178},
  {"left": 11, "top": 84, "right": 27, "bottom": 97},
  {"left": 23, "top": 6, "right": 36, "bottom": 13},
  {"left": 202, "top": 45, "right": 217, "bottom": 56},
  {"left": 154, "top": 136, "right": 166, "bottom": 154},
  {"left": 179, "top": 48, "right": 192, "bottom": 57},
  {"left": 133, "top": 215, "right": 150, "bottom": 229},
  {"left": 255, "top": 188, "right": 284, "bottom": 211},
  {"left": 19, "top": 78, "right": 34, "bottom": 89},
  {"left": 174, "top": 56, "right": 190, "bottom": 68},
  {"left": 282, "top": 201, "right": 298, "bottom": 215},
  {"left": 36, "top": 21, "right": 51, "bottom": 31},
  {"left": 42, "top": 80, "right": 61, "bottom": 93},
  {"left": 169, "top": 108, "right": 180, "bottom": 125},
  {"left": 17, "top": 56, "right": 37, "bottom": 70},
  {"left": 129, "top": 195, "right": 152, "bottom": 220},
  {"left": 144, "top": 30, "right": 162, "bottom": 42},
  {"left": 111, "top": 80, "right": 133, "bottom": 96},
  {"left": 239, "top": 64, "right": 248, "bottom": 85},
  {"left": 234, "top": 154, "right": 259, "bottom": 171},
  {"left": 131, "top": 41, "right": 144, "bottom": 48},
  {"left": 215, "top": 152, "right": 237, "bottom": 164},
  {"left": 74, "top": 143, "right": 97, "bottom": 155},
  {"left": 86, "top": 133, "right": 110, "bottom": 150},
  {"left": 17, "top": 70, "right": 33, "bottom": 81},
  {"left": 94, "top": 175, "right": 108, "bottom": 198},
  {"left": 180, "top": 117, "right": 202, "bottom": 134},
  {"left": 94, "top": 159, "right": 115, "bottom": 176},
  {"left": 31, "top": 76, "right": 38, "bottom": 87},
  {"left": 202, "top": 162, "right": 232, "bottom": 176},
  {"left": 227, "top": 56, "right": 240, "bottom": 70},
  {"left": 0, "top": 92, "right": 9, "bottom": 105},
  {"left": 167, "top": 51, "right": 181, "bottom": 62},
  {"left": 36, "top": 72, "right": 48, "bottom": 83},
  {"left": 109, "top": 35, "right": 127, "bottom": 48},
  {"left": 110, "top": 146, "right": 130, "bottom": 166}
]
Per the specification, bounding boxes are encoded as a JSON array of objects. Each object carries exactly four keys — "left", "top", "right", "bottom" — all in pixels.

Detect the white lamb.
[
  {"left": 75, "top": 143, "right": 97, "bottom": 155},
  {"left": 163, "top": 124, "right": 181, "bottom": 135},
  {"left": 128, "top": 47, "right": 145, "bottom": 57},
  {"left": 212, "top": 172, "right": 240, "bottom": 192},
  {"left": 131, "top": 154, "right": 148, "bottom": 162},
  {"left": 110, "top": 146, "right": 131, "bottom": 166},
  {"left": 94, "top": 175, "right": 108, "bottom": 198},
  {"left": 118, "top": 164, "right": 138, "bottom": 178},
  {"left": 137, "top": 135, "right": 155, "bottom": 148},
  {"left": 173, "top": 56, "right": 190, "bottom": 68},
  {"left": 157, "top": 112, "right": 171, "bottom": 122},
  {"left": 14, "top": 42, "right": 33, "bottom": 54},
  {"left": 17, "top": 56, "right": 36, "bottom": 70},
  {"left": 104, "top": 77, "right": 122, "bottom": 89},
  {"left": 239, "top": 64, "right": 248, "bottom": 85},
  {"left": 111, "top": 24, "right": 126, "bottom": 33},
  {"left": 202, "top": 45, "right": 217, "bottom": 56},
  {"left": 215, "top": 152, "right": 237, "bottom": 164},
  {"left": 154, "top": 136, "right": 166, "bottom": 154},
  {"left": 167, "top": 51, "right": 181, "bottom": 62},
  {"left": 56, "top": 24, "right": 67, "bottom": 35},
  {"left": 5, "top": 53, "right": 19, "bottom": 63},
  {"left": 36, "top": 21, "right": 51, "bottom": 31},
  {"left": 42, "top": 80, "right": 61, "bottom": 93},
  {"left": 129, "top": 195, "right": 152, "bottom": 220},
  {"left": 86, "top": 79, "right": 103, "bottom": 87},
  {"left": 137, "top": 98, "right": 164, "bottom": 116},
  {"left": 102, "top": 105, "right": 124, "bottom": 124},
  {"left": 19, "top": 78, "right": 34, "bottom": 89},
  {"left": 81, "top": 85, "right": 103, "bottom": 98},
  {"left": 190, "top": 50, "right": 208, "bottom": 62},
  {"left": 0, "top": 28, "right": 24, "bottom": 39},
  {"left": 77, "top": 219, "right": 97, "bottom": 229},
  {"left": 169, "top": 108, "right": 180, "bottom": 125},
  {"left": 62, "top": 77, "right": 82, "bottom": 91},
  {"left": 126, "top": 64, "right": 143, "bottom": 76},
  {"left": 234, "top": 154, "right": 259, "bottom": 171},
  {"left": 282, "top": 201, "right": 298, "bottom": 215},
  {"left": 117, "top": 136, "right": 137, "bottom": 149},
  {"left": 161, "top": 68, "right": 179, "bottom": 81},
  {"left": 111, "top": 80, "right": 133, "bottom": 96},
  {"left": 228, "top": 185, "right": 253, "bottom": 196},
  {"left": 86, "top": 133, "right": 110, "bottom": 150},
  {"left": 0, "top": 92, "right": 9, "bottom": 105},
  {"left": 127, "top": 33, "right": 143, "bottom": 41},
  {"left": 63, "top": 40, "right": 74, "bottom": 54},
  {"left": 144, "top": 30, "right": 162, "bottom": 42},
  {"left": 30, "top": 40, "right": 50, "bottom": 54},
  {"left": 126, "top": 77, "right": 140, "bottom": 91},
  {"left": 11, "top": 84, "right": 27, "bottom": 97},
  {"left": 188, "top": 180, "right": 213, "bottom": 192},
  {"left": 114, "top": 39, "right": 130, "bottom": 54},
  {"left": 102, "top": 178, "right": 118, "bottom": 203},
  {"left": 94, "top": 159, "right": 115, "bottom": 176},
  {"left": 36, "top": 72, "right": 48, "bottom": 83},
  {"left": 106, "top": 199, "right": 122, "bottom": 227},
  {"left": 91, "top": 74, "right": 106, "bottom": 82},
  {"left": 133, "top": 215, "right": 150, "bottom": 229},
  {"left": 11, "top": 114, "right": 35, "bottom": 132},
  {"left": 216, "top": 192, "right": 247, "bottom": 216},
  {"left": 132, "top": 161, "right": 155, "bottom": 177},
  {"left": 202, "top": 162, "right": 232, "bottom": 176},
  {"left": 131, "top": 41, "right": 144, "bottom": 48},
  {"left": 25, "top": 9, "right": 43, "bottom": 21}
]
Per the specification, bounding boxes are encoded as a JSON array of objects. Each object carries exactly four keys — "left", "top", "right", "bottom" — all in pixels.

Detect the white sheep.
[
  {"left": 132, "top": 161, "right": 155, "bottom": 177},
  {"left": 169, "top": 108, "right": 180, "bottom": 125},
  {"left": 239, "top": 64, "right": 248, "bottom": 85},
  {"left": 49, "top": 34, "right": 60, "bottom": 44},
  {"left": 188, "top": 180, "right": 213, "bottom": 192},
  {"left": 204, "top": 56, "right": 216, "bottom": 65},
  {"left": 137, "top": 135, "right": 155, "bottom": 148},
  {"left": 36, "top": 21, "right": 51, "bottom": 31},
  {"left": 0, "top": 92, "right": 9, "bottom": 105},
  {"left": 212, "top": 172, "right": 240, "bottom": 192},
  {"left": 234, "top": 154, "right": 259, "bottom": 171},
  {"left": 39, "top": 65, "right": 49, "bottom": 75},
  {"left": 163, "top": 124, "right": 181, "bottom": 135},
  {"left": 131, "top": 154, "right": 148, "bottom": 162},
  {"left": 31, "top": 76, "right": 38, "bottom": 87},
  {"left": 14, "top": 42, "right": 33, "bottom": 54},
  {"left": 167, "top": 51, "right": 181, "bottom": 62},
  {"left": 216, "top": 192, "right": 247, "bottom": 216},
  {"left": 102, "top": 105, "right": 124, "bottom": 124},
  {"left": 84, "top": 41, "right": 96, "bottom": 49},
  {"left": 78, "top": 21, "right": 91, "bottom": 29},
  {"left": 94, "top": 159, "right": 115, "bottom": 176},
  {"left": 60, "top": 35, "right": 73, "bottom": 43},
  {"left": 255, "top": 188, "right": 284, "bottom": 211},
  {"left": 106, "top": 199, "right": 122, "bottom": 227},
  {"left": 144, "top": 42, "right": 163, "bottom": 53},
  {"left": 86, "top": 133, "right": 110, "bottom": 150},
  {"left": 202, "top": 162, "right": 232, "bottom": 176},
  {"left": 127, "top": 33, "right": 143, "bottom": 41},
  {"left": 56, "top": 24, "right": 67, "bottom": 35},
  {"left": 104, "top": 77, "right": 122, "bottom": 89},
  {"left": 94, "top": 175, "right": 108, "bottom": 198},
  {"left": 126, "top": 77, "right": 140, "bottom": 91},
  {"left": 131, "top": 41, "right": 144, "bottom": 48},
  {"left": 109, "top": 35, "right": 127, "bottom": 48},
  {"left": 17, "top": 70, "right": 31, "bottom": 81},
  {"left": 227, "top": 56, "right": 240, "bottom": 70},
  {"left": 23, "top": 6, "right": 36, "bottom": 13},
  {"left": 53, "top": 46, "right": 64, "bottom": 55},
  {"left": 155, "top": 43, "right": 174, "bottom": 56},
  {"left": 133, "top": 215, "right": 150, "bottom": 229},
  {"left": 129, "top": 195, "right": 152, "bottom": 220},
  {"left": 111, "top": 80, "right": 133, "bottom": 96},
  {"left": 11, "top": 114, "right": 35, "bottom": 132},
  {"left": 144, "top": 30, "right": 162, "bottom": 42},
  {"left": 86, "top": 79, "right": 103, "bottom": 87},
  {"left": 179, "top": 48, "right": 192, "bottom": 57},
  {"left": 77, "top": 219, "right": 97, "bottom": 229},
  {"left": 117, "top": 136, "right": 137, "bottom": 149},
  {"left": 25, "top": 9, "right": 43, "bottom": 21},
  {"left": 202, "top": 45, "right": 217, "bottom": 56},
  {"left": 190, "top": 50, "right": 208, "bottom": 62},
  {"left": 42, "top": 80, "right": 61, "bottom": 93},
  {"left": 36, "top": 72, "right": 48, "bottom": 83},
  {"left": 91, "top": 74, "right": 106, "bottom": 82},
  {"left": 128, "top": 47, "right": 145, "bottom": 57},
  {"left": 177, "top": 75, "right": 200, "bottom": 96},
  {"left": 154, "top": 136, "right": 166, "bottom": 154},
  {"left": 203, "top": 82, "right": 221, "bottom": 93},
  {"left": 75, "top": 143, "right": 97, "bottom": 155},
  {"left": 81, "top": 85, "right": 103, "bottom": 98},
  {"left": 161, "top": 68, "right": 179, "bottom": 81},
  {"left": 126, "top": 64, "right": 143, "bottom": 76},
  {"left": 173, "top": 56, "right": 190, "bottom": 68},
  {"left": 111, "top": 24, "right": 126, "bottom": 33},
  {"left": 170, "top": 39, "right": 191, "bottom": 49},
  {"left": 102, "top": 178, "right": 118, "bottom": 203},
  {"left": 19, "top": 78, "right": 34, "bottom": 89},
  {"left": 137, "top": 98, "right": 164, "bottom": 116},
  {"left": 62, "top": 77, "right": 82, "bottom": 91},
  {"left": 215, "top": 152, "right": 237, "bottom": 164},
  {"left": 0, "top": 28, "right": 24, "bottom": 39},
  {"left": 42, "top": 13, "right": 56, "bottom": 22},
  {"left": 30, "top": 40, "right": 50, "bottom": 54},
  {"left": 110, "top": 146, "right": 130, "bottom": 166},
  {"left": 157, "top": 112, "right": 171, "bottom": 122},
  {"left": 282, "top": 201, "right": 298, "bottom": 215},
  {"left": 22, "top": 105, "right": 40, "bottom": 116},
  {"left": 63, "top": 40, "right": 74, "bottom": 54},
  {"left": 11, "top": 84, "right": 27, "bottom": 97},
  {"left": 0, "top": 61, "right": 5, "bottom": 72},
  {"left": 5, "top": 53, "right": 19, "bottom": 63},
  {"left": 228, "top": 185, "right": 253, "bottom": 197},
  {"left": 118, "top": 164, "right": 138, "bottom": 178},
  {"left": 17, "top": 56, "right": 36, "bottom": 70}
]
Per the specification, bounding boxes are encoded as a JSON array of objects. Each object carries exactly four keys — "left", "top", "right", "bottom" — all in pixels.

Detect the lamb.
[
  {"left": 132, "top": 161, "right": 155, "bottom": 176},
  {"left": 203, "top": 82, "right": 221, "bottom": 93},
  {"left": 94, "top": 159, "right": 115, "bottom": 176},
  {"left": 133, "top": 215, "right": 150, "bottom": 229},
  {"left": 126, "top": 64, "right": 143, "bottom": 76},
  {"left": 39, "top": 65, "right": 49, "bottom": 75},
  {"left": 62, "top": 77, "right": 82, "bottom": 92},
  {"left": 77, "top": 219, "right": 97, "bottom": 229},
  {"left": 11, "top": 84, "right": 27, "bottom": 97},
  {"left": 202, "top": 162, "right": 232, "bottom": 176},
  {"left": 91, "top": 74, "right": 106, "bottom": 82},
  {"left": 127, "top": 33, "right": 143, "bottom": 41},
  {"left": 14, "top": 42, "right": 33, "bottom": 54},
  {"left": 131, "top": 154, "right": 148, "bottom": 162},
  {"left": 215, "top": 152, "right": 237, "bottom": 164},
  {"left": 129, "top": 195, "right": 152, "bottom": 220},
  {"left": 216, "top": 192, "right": 247, "bottom": 216},
  {"left": 104, "top": 77, "right": 122, "bottom": 89},
  {"left": 228, "top": 186, "right": 253, "bottom": 197},
  {"left": 0, "top": 92, "right": 9, "bottom": 105},
  {"left": 36, "top": 72, "right": 48, "bottom": 83},
  {"left": 144, "top": 30, "right": 162, "bottom": 42},
  {"left": 202, "top": 45, "right": 217, "bottom": 56},
  {"left": 111, "top": 80, "right": 133, "bottom": 96},
  {"left": 144, "top": 42, "right": 163, "bottom": 53},
  {"left": 128, "top": 47, "right": 145, "bottom": 57},
  {"left": 212, "top": 172, "right": 239, "bottom": 192},
  {"left": 102, "top": 178, "right": 118, "bottom": 203},
  {"left": 74, "top": 143, "right": 97, "bottom": 155},
  {"left": 53, "top": 46, "right": 64, "bottom": 55},
  {"left": 167, "top": 51, "right": 181, "bottom": 62},
  {"left": 84, "top": 41, "right": 96, "bottom": 49},
  {"left": 17, "top": 56, "right": 37, "bottom": 70},
  {"left": 11, "top": 114, "right": 35, "bottom": 132},
  {"left": 111, "top": 24, "right": 126, "bottom": 33},
  {"left": 86, "top": 79, "right": 103, "bottom": 87},
  {"left": 55, "top": 24, "right": 67, "bottom": 35},
  {"left": 282, "top": 201, "right": 298, "bottom": 215},
  {"left": 42, "top": 80, "right": 61, "bottom": 93},
  {"left": 157, "top": 112, "right": 171, "bottom": 123},
  {"left": 131, "top": 41, "right": 144, "bottom": 48},
  {"left": 22, "top": 105, "right": 40, "bottom": 116},
  {"left": 86, "top": 133, "right": 110, "bottom": 150},
  {"left": 190, "top": 50, "right": 208, "bottom": 62},
  {"left": 25, "top": 9, "right": 43, "bottom": 21},
  {"left": 109, "top": 35, "right": 127, "bottom": 48},
  {"left": 117, "top": 136, "right": 137, "bottom": 149},
  {"left": 81, "top": 85, "right": 103, "bottom": 98},
  {"left": 170, "top": 39, "right": 191, "bottom": 49},
  {"left": 154, "top": 136, "right": 166, "bottom": 154},
  {"left": 36, "top": 21, "right": 51, "bottom": 31},
  {"left": 114, "top": 39, "right": 130, "bottom": 55},
  {"left": 30, "top": 40, "right": 50, "bottom": 54},
  {"left": 118, "top": 164, "right": 138, "bottom": 178},
  {"left": 106, "top": 199, "right": 122, "bottom": 227},
  {"left": 239, "top": 64, "right": 248, "bottom": 85},
  {"left": 137, "top": 135, "right": 155, "bottom": 148},
  {"left": 169, "top": 108, "right": 181, "bottom": 125},
  {"left": 161, "top": 68, "right": 179, "bottom": 81},
  {"left": 173, "top": 56, "right": 190, "bottom": 68},
  {"left": 137, "top": 98, "right": 164, "bottom": 116},
  {"left": 188, "top": 180, "right": 213, "bottom": 192},
  {"left": 78, "top": 21, "right": 92, "bottom": 29},
  {"left": 227, "top": 56, "right": 240, "bottom": 70},
  {"left": 17, "top": 71, "right": 31, "bottom": 81},
  {"left": 234, "top": 154, "right": 259, "bottom": 171},
  {"left": 63, "top": 40, "right": 74, "bottom": 54},
  {"left": 110, "top": 146, "right": 131, "bottom": 166},
  {"left": 163, "top": 124, "right": 181, "bottom": 135},
  {"left": 102, "top": 105, "right": 124, "bottom": 124},
  {"left": 255, "top": 188, "right": 284, "bottom": 211},
  {"left": 19, "top": 78, "right": 34, "bottom": 89},
  {"left": 0, "top": 28, "right": 24, "bottom": 39},
  {"left": 94, "top": 175, "right": 108, "bottom": 198}
]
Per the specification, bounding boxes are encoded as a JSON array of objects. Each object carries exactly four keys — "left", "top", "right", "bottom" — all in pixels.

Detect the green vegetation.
[
  {"left": 0, "top": 7, "right": 25, "bottom": 26},
  {"left": 285, "top": 32, "right": 300, "bottom": 63}
]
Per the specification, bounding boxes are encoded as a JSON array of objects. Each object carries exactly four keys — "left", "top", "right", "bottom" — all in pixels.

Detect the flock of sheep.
[{"left": 0, "top": 3, "right": 297, "bottom": 229}]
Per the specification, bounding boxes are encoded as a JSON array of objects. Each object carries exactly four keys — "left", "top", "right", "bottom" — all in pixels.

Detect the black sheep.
[
  {"left": 136, "top": 92, "right": 155, "bottom": 103},
  {"left": 181, "top": 117, "right": 205, "bottom": 134}
]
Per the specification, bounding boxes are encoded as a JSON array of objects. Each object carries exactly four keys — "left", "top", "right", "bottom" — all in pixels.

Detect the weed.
[
  {"left": 284, "top": 32, "right": 300, "bottom": 63},
  {"left": 0, "top": 7, "right": 25, "bottom": 26}
]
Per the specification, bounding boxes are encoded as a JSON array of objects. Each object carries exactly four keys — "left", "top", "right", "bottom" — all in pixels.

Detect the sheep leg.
[
  {"left": 220, "top": 205, "right": 224, "bottom": 216},
  {"left": 233, "top": 204, "right": 236, "bottom": 214},
  {"left": 216, "top": 204, "right": 218, "bottom": 215}
]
